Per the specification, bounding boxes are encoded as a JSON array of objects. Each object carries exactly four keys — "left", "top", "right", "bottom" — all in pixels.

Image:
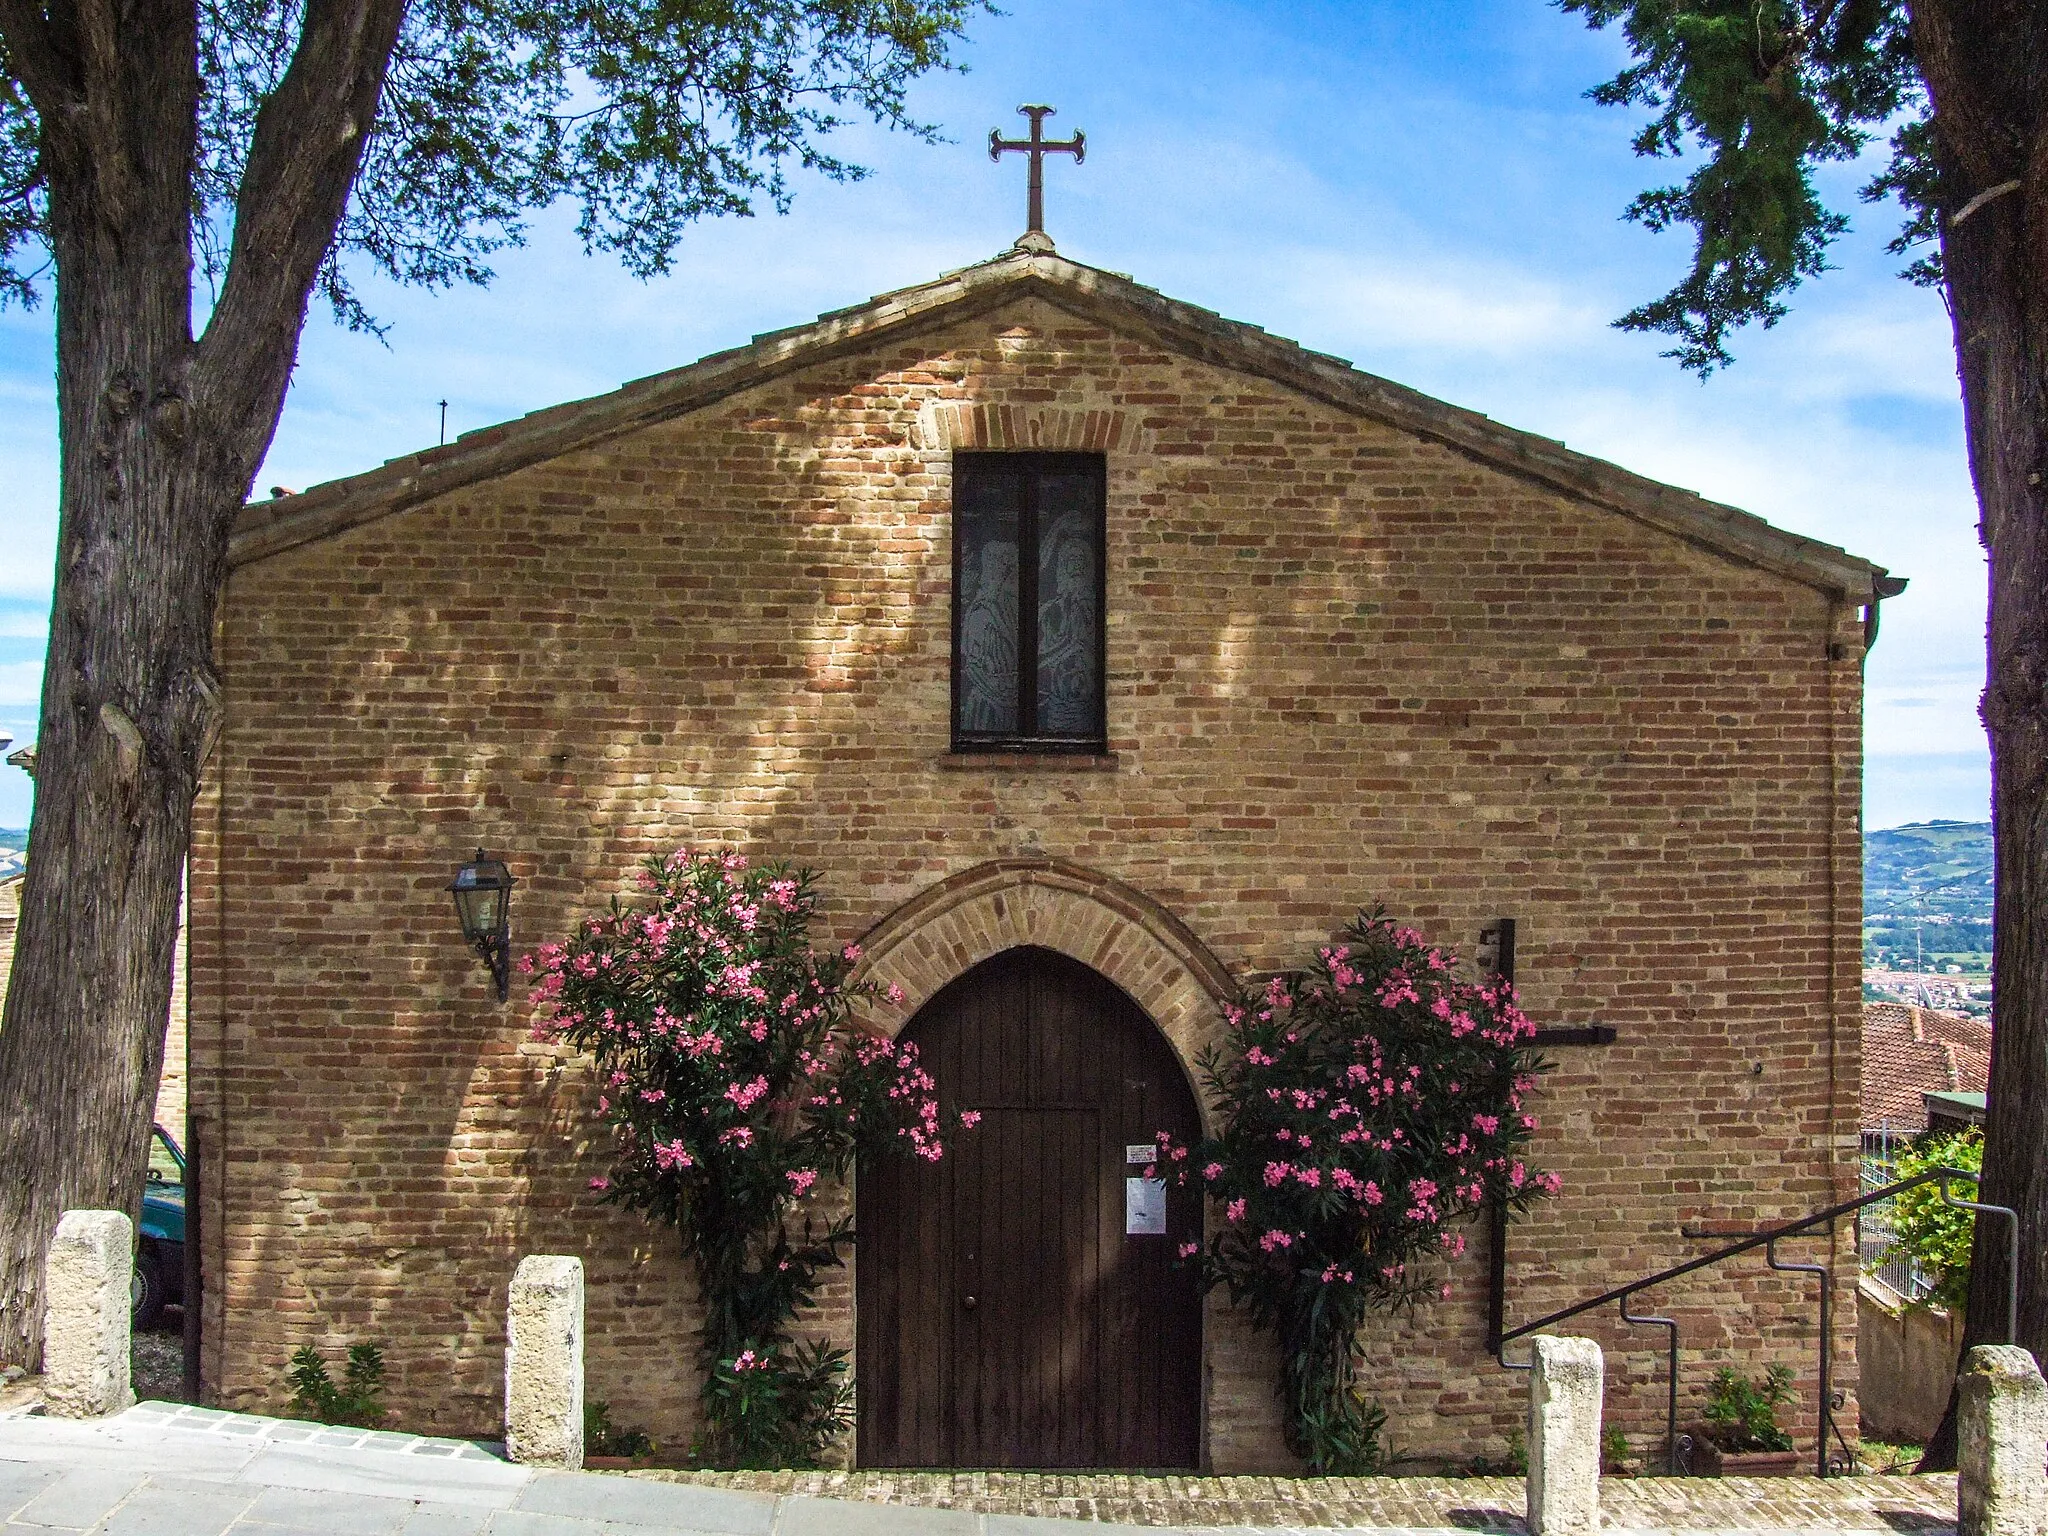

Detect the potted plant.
[
  {"left": 583, "top": 1400, "right": 658, "bottom": 1469},
  {"left": 1695, "top": 1364, "right": 1800, "bottom": 1476}
]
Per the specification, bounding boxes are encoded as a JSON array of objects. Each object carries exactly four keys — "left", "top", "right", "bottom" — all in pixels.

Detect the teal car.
[{"left": 137, "top": 1125, "right": 186, "bottom": 1329}]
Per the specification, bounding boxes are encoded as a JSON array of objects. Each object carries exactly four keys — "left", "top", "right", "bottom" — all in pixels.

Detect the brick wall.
[{"left": 190, "top": 295, "right": 1865, "bottom": 1472}]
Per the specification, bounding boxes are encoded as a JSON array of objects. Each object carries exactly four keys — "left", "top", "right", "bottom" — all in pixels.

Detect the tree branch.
[
  {"left": 194, "top": 0, "right": 404, "bottom": 456},
  {"left": 0, "top": 0, "right": 71, "bottom": 117}
]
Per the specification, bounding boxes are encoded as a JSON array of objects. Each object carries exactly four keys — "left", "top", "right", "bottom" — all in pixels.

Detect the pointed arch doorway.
[{"left": 856, "top": 946, "right": 1205, "bottom": 1469}]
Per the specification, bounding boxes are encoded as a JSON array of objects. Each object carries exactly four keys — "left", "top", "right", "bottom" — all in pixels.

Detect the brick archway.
[{"left": 852, "top": 859, "right": 1235, "bottom": 1127}]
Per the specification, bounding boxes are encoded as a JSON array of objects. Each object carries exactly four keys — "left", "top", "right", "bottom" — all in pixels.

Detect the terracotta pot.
[{"left": 1697, "top": 1443, "right": 1802, "bottom": 1477}]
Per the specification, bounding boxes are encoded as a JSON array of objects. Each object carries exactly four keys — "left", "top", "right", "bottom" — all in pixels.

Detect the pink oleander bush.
[
  {"left": 526, "top": 848, "right": 972, "bottom": 1467},
  {"left": 1155, "top": 910, "right": 1559, "bottom": 1473}
]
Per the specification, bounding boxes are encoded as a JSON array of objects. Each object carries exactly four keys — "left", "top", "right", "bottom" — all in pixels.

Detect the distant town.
[{"left": 1863, "top": 819, "right": 1993, "bottom": 1016}]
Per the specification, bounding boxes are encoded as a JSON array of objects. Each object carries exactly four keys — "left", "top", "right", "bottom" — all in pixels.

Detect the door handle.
[{"left": 962, "top": 1294, "right": 978, "bottom": 1310}]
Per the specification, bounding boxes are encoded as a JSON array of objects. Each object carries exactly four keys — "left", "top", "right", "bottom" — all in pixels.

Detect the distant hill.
[
  {"left": 1865, "top": 820, "right": 1993, "bottom": 972},
  {"left": 0, "top": 829, "right": 23, "bottom": 854}
]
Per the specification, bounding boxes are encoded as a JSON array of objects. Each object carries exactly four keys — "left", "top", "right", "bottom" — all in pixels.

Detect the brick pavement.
[
  {"left": 0, "top": 1401, "right": 1963, "bottom": 1534},
  {"left": 633, "top": 1465, "right": 1959, "bottom": 1532}
]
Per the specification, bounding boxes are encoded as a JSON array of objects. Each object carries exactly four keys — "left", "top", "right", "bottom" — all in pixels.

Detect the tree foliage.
[
  {"left": 1561, "top": 0, "right": 2048, "bottom": 1472},
  {"left": 0, "top": 0, "right": 978, "bottom": 1374},
  {"left": 1887, "top": 1125, "right": 1985, "bottom": 1314},
  {"left": 1559, "top": 0, "right": 1931, "bottom": 371},
  {"left": 0, "top": 0, "right": 980, "bottom": 327}
]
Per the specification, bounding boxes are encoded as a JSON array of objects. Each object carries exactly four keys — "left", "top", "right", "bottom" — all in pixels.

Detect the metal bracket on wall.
[{"left": 1481, "top": 916, "right": 1619, "bottom": 1354}]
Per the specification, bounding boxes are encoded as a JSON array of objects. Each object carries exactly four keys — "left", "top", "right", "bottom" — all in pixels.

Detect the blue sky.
[{"left": 0, "top": 0, "right": 1986, "bottom": 833}]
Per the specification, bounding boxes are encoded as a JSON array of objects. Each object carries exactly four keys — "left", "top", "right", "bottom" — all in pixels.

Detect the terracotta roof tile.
[{"left": 1862, "top": 1002, "right": 1991, "bottom": 1134}]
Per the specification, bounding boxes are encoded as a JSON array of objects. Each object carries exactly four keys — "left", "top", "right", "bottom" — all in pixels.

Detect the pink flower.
[
  {"left": 1202, "top": 1161, "right": 1224, "bottom": 1182},
  {"left": 589, "top": 1176, "right": 610, "bottom": 1191},
  {"left": 959, "top": 1110, "right": 982, "bottom": 1129},
  {"left": 787, "top": 1168, "right": 818, "bottom": 1196},
  {"left": 724, "top": 1075, "right": 769, "bottom": 1111},
  {"left": 1294, "top": 1166, "right": 1321, "bottom": 1188},
  {"left": 1472, "top": 1113, "right": 1500, "bottom": 1135},
  {"left": 1263, "top": 1161, "right": 1292, "bottom": 1187},
  {"left": 1535, "top": 1169, "right": 1563, "bottom": 1195},
  {"left": 1226, "top": 1198, "right": 1247, "bottom": 1223},
  {"left": 1177, "top": 1241, "right": 1200, "bottom": 1259},
  {"left": 1258, "top": 1229, "right": 1293, "bottom": 1252},
  {"left": 653, "top": 1139, "right": 694, "bottom": 1172}
]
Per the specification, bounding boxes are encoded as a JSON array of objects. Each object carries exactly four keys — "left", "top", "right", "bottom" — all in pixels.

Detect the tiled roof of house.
[
  {"left": 1862, "top": 1002, "right": 1991, "bottom": 1135},
  {"left": 227, "top": 243, "right": 1897, "bottom": 603}
]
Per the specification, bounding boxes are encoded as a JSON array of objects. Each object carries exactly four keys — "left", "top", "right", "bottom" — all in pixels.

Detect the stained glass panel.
[
  {"left": 1035, "top": 475, "right": 1100, "bottom": 736},
  {"left": 956, "top": 472, "right": 1021, "bottom": 735}
]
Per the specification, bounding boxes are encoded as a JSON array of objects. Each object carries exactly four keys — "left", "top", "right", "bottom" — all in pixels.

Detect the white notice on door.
[
  {"left": 1125, "top": 1176, "right": 1167, "bottom": 1235},
  {"left": 1125, "top": 1144, "right": 1159, "bottom": 1165}
]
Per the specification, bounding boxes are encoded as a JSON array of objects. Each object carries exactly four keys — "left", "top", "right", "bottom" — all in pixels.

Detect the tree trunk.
[
  {"left": 0, "top": 2, "right": 213, "bottom": 1372},
  {"left": 0, "top": 0, "right": 405, "bottom": 1370},
  {"left": 1908, "top": 0, "right": 2048, "bottom": 1471}
]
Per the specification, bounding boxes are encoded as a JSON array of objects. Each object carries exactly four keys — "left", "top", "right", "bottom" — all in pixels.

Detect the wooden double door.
[{"left": 856, "top": 946, "right": 1204, "bottom": 1468}]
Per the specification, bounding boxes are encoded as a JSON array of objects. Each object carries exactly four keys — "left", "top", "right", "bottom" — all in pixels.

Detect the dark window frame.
[{"left": 950, "top": 451, "right": 1108, "bottom": 754}]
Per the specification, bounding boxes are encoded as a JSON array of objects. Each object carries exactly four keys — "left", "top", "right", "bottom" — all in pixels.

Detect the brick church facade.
[{"left": 189, "top": 244, "right": 1892, "bottom": 1470}]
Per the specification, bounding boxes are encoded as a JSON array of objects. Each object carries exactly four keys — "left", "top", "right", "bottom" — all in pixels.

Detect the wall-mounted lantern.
[{"left": 448, "top": 849, "right": 515, "bottom": 1002}]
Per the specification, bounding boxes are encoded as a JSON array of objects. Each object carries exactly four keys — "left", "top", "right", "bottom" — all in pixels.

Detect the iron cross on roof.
[{"left": 989, "top": 105, "right": 1084, "bottom": 244}]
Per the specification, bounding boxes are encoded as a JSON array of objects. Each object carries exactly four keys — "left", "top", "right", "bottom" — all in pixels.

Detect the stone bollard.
[
  {"left": 1527, "top": 1335, "right": 1603, "bottom": 1536},
  {"left": 42, "top": 1210, "right": 135, "bottom": 1418},
  {"left": 1958, "top": 1344, "right": 2048, "bottom": 1536},
  {"left": 505, "top": 1255, "right": 583, "bottom": 1469}
]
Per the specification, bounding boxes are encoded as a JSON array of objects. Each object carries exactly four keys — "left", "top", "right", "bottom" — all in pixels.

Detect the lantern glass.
[
  {"left": 454, "top": 884, "right": 502, "bottom": 943},
  {"left": 448, "top": 851, "right": 514, "bottom": 955}
]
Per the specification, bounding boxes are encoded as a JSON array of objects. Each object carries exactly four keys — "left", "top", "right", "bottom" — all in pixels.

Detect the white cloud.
[
  {"left": 0, "top": 602, "right": 49, "bottom": 640},
  {"left": 0, "top": 661, "right": 43, "bottom": 708},
  {"left": 1275, "top": 252, "right": 1610, "bottom": 358}
]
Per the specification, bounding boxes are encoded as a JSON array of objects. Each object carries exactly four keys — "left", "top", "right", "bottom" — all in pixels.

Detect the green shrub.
[
  {"left": 1602, "top": 1423, "right": 1633, "bottom": 1474},
  {"left": 531, "top": 849, "right": 970, "bottom": 1468},
  {"left": 1701, "top": 1364, "right": 1793, "bottom": 1453},
  {"left": 701, "top": 1339, "right": 852, "bottom": 1469},
  {"left": 1886, "top": 1126, "right": 1983, "bottom": 1313},
  {"left": 584, "top": 1400, "right": 657, "bottom": 1460},
  {"left": 1158, "top": 910, "right": 1556, "bottom": 1474},
  {"left": 286, "top": 1343, "right": 386, "bottom": 1428}
]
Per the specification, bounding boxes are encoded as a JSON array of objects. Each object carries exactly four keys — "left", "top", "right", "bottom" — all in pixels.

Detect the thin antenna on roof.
[{"left": 439, "top": 400, "right": 449, "bottom": 446}]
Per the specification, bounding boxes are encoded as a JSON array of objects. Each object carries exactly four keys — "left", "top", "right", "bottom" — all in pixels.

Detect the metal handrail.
[{"left": 1494, "top": 1166, "right": 2016, "bottom": 1477}]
